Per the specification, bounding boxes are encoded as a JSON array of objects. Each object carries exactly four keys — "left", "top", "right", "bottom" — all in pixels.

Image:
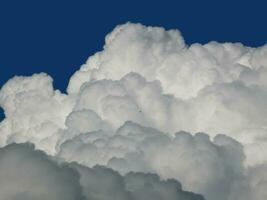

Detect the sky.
[
  {"left": 0, "top": 1, "right": 267, "bottom": 199},
  {"left": 0, "top": 0, "right": 266, "bottom": 92}
]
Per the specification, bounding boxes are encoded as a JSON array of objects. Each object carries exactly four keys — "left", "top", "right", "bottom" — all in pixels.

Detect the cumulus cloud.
[
  {"left": 58, "top": 121, "right": 250, "bottom": 200},
  {"left": 0, "top": 73, "right": 74, "bottom": 154},
  {"left": 0, "top": 22, "right": 267, "bottom": 200},
  {"left": 0, "top": 143, "right": 204, "bottom": 200}
]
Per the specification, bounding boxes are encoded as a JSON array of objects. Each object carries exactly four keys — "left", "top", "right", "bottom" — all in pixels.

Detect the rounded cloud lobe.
[{"left": 0, "top": 23, "right": 267, "bottom": 200}]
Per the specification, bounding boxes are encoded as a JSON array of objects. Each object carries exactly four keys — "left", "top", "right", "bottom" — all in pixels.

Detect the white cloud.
[{"left": 58, "top": 122, "right": 250, "bottom": 200}]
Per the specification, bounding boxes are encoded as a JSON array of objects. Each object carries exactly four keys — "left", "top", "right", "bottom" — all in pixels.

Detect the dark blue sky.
[{"left": 0, "top": 0, "right": 266, "bottom": 94}]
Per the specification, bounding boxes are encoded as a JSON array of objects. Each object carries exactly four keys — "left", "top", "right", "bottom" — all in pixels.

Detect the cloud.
[
  {"left": 0, "top": 143, "right": 85, "bottom": 200},
  {"left": 67, "top": 23, "right": 267, "bottom": 141},
  {"left": 0, "top": 22, "right": 267, "bottom": 200},
  {"left": 0, "top": 73, "right": 74, "bottom": 154},
  {"left": 58, "top": 121, "right": 250, "bottom": 200},
  {"left": 0, "top": 143, "right": 204, "bottom": 200},
  {"left": 248, "top": 163, "right": 267, "bottom": 200}
]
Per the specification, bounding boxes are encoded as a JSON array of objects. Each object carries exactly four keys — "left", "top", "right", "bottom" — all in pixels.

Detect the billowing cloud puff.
[
  {"left": 0, "top": 73, "right": 74, "bottom": 154},
  {"left": 0, "top": 143, "right": 204, "bottom": 200},
  {"left": 68, "top": 23, "right": 267, "bottom": 98},
  {"left": 0, "top": 22, "right": 267, "bottom": 200},
  {"left": 68, "top": 23, "right": 267, "bottom": 132},
  {"left": 58, "top": 121, "right": 250, "bottom": 200}
]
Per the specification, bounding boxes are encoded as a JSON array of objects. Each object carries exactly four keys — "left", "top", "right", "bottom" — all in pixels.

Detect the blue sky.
[{"left": 0, "top": 0, "right": 266, "bottom": 93}]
